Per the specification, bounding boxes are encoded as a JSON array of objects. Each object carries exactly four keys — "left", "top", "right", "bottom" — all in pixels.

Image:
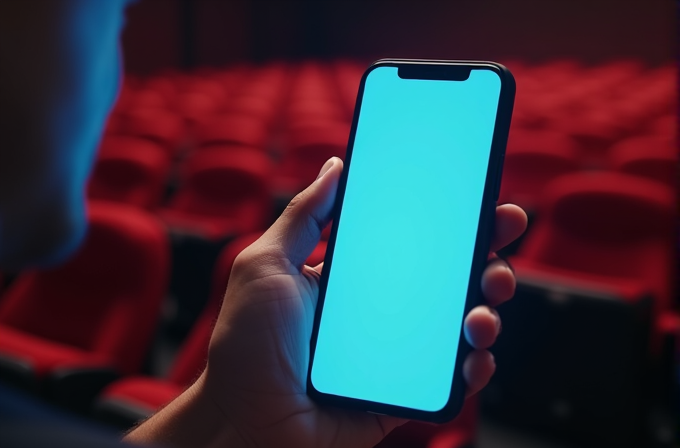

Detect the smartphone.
[{"left": 307, "top": 59, "right": 515, "bottom": 422}]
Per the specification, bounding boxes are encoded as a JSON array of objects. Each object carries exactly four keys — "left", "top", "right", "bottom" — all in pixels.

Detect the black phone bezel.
[{"left": 306, "top": 59, "right": 516, "bottom": 423}]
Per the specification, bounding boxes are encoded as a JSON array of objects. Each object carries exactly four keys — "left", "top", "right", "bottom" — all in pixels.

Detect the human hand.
[{"left": 199, "top": 157, "right": 527, "bottom": 448}]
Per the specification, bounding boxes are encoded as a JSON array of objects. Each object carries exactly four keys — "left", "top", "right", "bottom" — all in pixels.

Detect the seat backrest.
[
  {"left": 171, "top": 148, "right": 272, "bottom": 228},
  {"left": 88, "top": 136, "right": 171, "bottom": 209},
  {"left": 609, "top": 135, "right": 677, "bottom": 188},
  {"left": 222, "top": 95, "right": 279, "bottom": 124},
  {"left": 279, "top": 122, "right": 348, "bottom": 187},
  {"left": 286, "top": 121, "right": 349, "bottom": 153},
  {"left": 195, "top": 114, "right": 268, "bottom": 150},
  {"left": 500, "top": 130, "right": 580, "bottom": 207},
  {"left": 519, "top": 172, "right": 675, "bottom": 308},
  {"left": 120, "top": 108, "right": 185, "bottom": 154},
  {"left": 651, "top": 113, "right": 676, "bottom": 138},
  {"left": 287, "top": 99, "right": 346, "bottom": 123},
  {"left": 0, "top": 202, "right": 170, "bottom": 374}
]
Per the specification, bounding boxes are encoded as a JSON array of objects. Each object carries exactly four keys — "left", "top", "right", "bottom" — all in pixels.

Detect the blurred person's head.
[{"left": 0, "top": 0, "right": 130, "bottom": 269}]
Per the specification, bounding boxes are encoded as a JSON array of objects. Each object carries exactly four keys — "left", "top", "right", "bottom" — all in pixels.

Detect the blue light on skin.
[
  {"left": 311, "top": 66, "right": 501, "bottom": 412},
  {"left": 0, "top": 1, "right": 126, "bottom": 269}
]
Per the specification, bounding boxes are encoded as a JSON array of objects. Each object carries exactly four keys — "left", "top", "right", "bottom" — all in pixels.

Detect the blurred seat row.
[
  {"left": 89, "top": 60, "right": 675, "bottom": 235},
  {"left": 0, "top": 59, "right": 676, "bottom": 448}
]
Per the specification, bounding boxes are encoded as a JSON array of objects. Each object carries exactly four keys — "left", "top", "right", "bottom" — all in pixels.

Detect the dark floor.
[
  {"left": 477, "top": 418, "right": 585, "bottom": 448},
  {"left": 476, "top": 408, "right": 679, "bottom": 448}
]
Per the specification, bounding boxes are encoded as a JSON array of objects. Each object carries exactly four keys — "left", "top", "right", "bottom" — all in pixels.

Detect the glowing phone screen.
[{"left": 311, "top": 66, "right": 502, "bottom": 412}]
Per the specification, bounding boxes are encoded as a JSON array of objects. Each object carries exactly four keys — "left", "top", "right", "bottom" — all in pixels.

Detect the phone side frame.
[{"left": 306, "top": 59, "right": 516, "bottom": 423}]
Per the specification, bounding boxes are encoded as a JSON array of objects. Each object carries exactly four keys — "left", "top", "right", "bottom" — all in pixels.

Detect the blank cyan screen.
[{"left": 311, "top": 66, "right": 502, "bottom": 412}]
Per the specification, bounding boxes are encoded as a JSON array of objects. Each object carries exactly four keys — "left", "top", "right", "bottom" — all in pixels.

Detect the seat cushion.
[
  {"left": 0, "top": 325, "right": 111, "bottom": 377},
  {"left": 511, "top": 258, "right": 649, "bottom": 302},
  {"left": 159, "top": 210, "right": 242, "bottom": 240}
]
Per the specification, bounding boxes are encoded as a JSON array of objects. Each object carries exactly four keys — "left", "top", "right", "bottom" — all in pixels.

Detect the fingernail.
[{"left": 316, "top": 158, "right": 335, "bottom": 181}]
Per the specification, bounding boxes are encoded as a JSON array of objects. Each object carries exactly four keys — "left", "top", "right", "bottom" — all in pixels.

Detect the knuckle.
[
  {"left": 285, "top": 182, "right": 319, "bottom": 216},
  {"left": 285, "top": 191, "right": 307, "bottom": 215},
  {"left": 231, "top": 247, "right": 258, "bottom": 277}
]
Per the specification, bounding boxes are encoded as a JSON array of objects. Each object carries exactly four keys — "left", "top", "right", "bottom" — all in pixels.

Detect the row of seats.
[
  {"left": 0, "top": 203, "right": 327, "bottom": 409},
  {"left": 2, "top": 167, "right": 675, "bottom": 405},
  {"left": 89, "top": 129, "right": 675, "bottom": 227},
  {"left": 109, "top": 59, "right": 674, "bottom": 161},
  {"left": 499, "top": 130, "right": 675, "bottom": 212},
  {"left": 0, "top": 198, "right": 476, "bottom": 445},
  {"left": 0, "top": 203, "right": 169, "bottom": 410},
  {"left": 488, "top": 199, "right": 677, "bottom": 446},
  {"left": 108, "top": 62, "right": 351, "bottom": 159},
  {"left": 90, "top": 60, "right": 675, "bottom": 225},
  {"left": 1, "top": 59, "right": 675, "bottom": 447}
]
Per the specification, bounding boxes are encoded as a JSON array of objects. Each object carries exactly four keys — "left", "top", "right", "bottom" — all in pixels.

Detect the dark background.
[{"left": 121, "top": 0, "right": 676, "bottom": 74}]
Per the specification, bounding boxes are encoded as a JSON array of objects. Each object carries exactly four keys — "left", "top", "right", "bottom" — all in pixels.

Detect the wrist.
[{"left": 124, "top": 372, "right": 246, "bottom": 448}]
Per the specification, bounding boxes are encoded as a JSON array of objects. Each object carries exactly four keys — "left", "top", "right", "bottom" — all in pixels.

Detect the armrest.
[
  {"left": 658, "top": 311, "right": 680, "bottom": 337},
  {"left": 94, "top": 397, "right": 155, "bottom": 430},
  {"left": 511, "top": 257, "right": 652, "bottom": 304},
  {"left": 47, "top": 366, "right": 121, "bottom": 413},
  {"left": 0, "top": 353, "right": 38, "bottom": 393},
  {"left": 655, "top": 311, "right": 680, "bottom": 410}
]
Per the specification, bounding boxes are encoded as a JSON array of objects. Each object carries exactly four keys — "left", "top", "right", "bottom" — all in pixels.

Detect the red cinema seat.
[
  {"left": 499, "top": 130, "right": 580, "bottom": 212},
  {"left": 516, "top": 172, "right": 675, "bottom": 311},
  {"left": 194, "top": 113, "right": 268, "bottom": 151},
  {"left": 275, "top": 122, "right": 349, "bottom": 195},
  {"left": 333, "top": 60, "right": 364, "bottom": 120},
  {"left": 159, "top": 148, "right": 273, "bottom": 240},
  {"left": 88, "top": 136, "right": 171, "bottom": 209},
  {"left": 287, "top": 98, "right": 347, "bottom": 125},
  {"left": 609, "top": 136, "right": 677, "bottom": 187},
  {"left": 119, "top": 108, "right": 186, "bottom": 156},
  {"left": 229, "top": 67, "right": 288, "bottom": 115},
  {"left": 143, "top": 76, "right": 178, "bottom": 105},
  {"left": 131, "top": 89, "right": 167, "bottom": 110},
  {"left": 487, "top": 172, "right": 675, "bottom": 447},
  {"left": 289, "top": 62, "right": 335, "bottom": 101},
  {"left": 585, "top": 60, "right": 644, "bottom": 92},
  {"left": 235, "top": 78, "right": 284, "bottom": 106},
  {"left": 189, "top": 78, "right": 229, "bottom": 101},
  {"left": 175, "top": 91, "right": 220, "bottom": 131},
  {"left": 555, "top": 106, "right": 634, "bottom": 167},
  {"left": 650, "top": 113, "right": 676, "bottom": 142},
  {"left": 222, "top": 95, "right": 280, "bottom": 125},
  {"left": 0, "top": 202, "right": 169, "bottom": 409},
  {"left": 613, "top": 64, "right": 676, "bottom": 118}
]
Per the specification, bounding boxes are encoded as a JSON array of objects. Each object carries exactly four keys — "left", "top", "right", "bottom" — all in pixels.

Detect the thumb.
[{"left": 265, "top": 157, "right": 343, "bottom": 268}]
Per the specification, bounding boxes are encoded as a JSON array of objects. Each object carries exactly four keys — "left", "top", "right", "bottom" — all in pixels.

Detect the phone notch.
[{"left": 397, "top": 64, "right": 471, "bottom": 82}]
